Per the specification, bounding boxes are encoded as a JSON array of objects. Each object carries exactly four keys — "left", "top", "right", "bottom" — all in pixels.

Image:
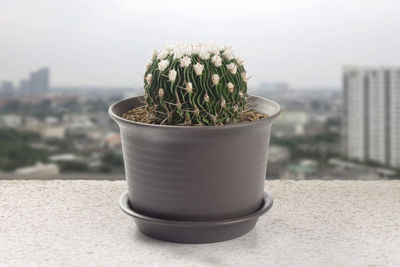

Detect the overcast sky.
[{"left": 1, "top": 0, "right": 399, "bottom": 89}]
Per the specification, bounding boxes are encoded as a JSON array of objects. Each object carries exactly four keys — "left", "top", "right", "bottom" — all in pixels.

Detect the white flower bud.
[
  {"left": 164, "top": 43, "right": 174, "bottom": 53},
  {"left": 204, "top": 93, "right": 209, "bottom": 102},
  {"left": 180, "top": 56, "right": 192, "bottom": 68},
  {"left": 169, "top": 69, "right": 177, "bottom": 82},
  {"left": 227, "top": 82, "right": 235, "bottom": 93},
  {"left": 158, "top": 88, "right": 164, "bottom": 98},
  {"left": 226, "top": 63, "right": 237, "bottom": 75},
  {"left": 241, "top": 72, "right": 247, "bottom": 82},
  {"left": 208, "top": 42, "right": 221, "bottom": 55},
  {"left": 221, "top": 97, "right": 226, "bottom": 107},
  {"left": 145, "top": 61, "right": 152, "bottom": 71},
  {"left": 211, "top": 74, "right": 220, "bottom": 86},
  {"left": 145, "top": 74, "right": 152, "bottom": 85},
  {"left": 191, "top": 43, "right": 201, "bottom": 55},
  {"left": 239, "top": 91, "right": 244, "bottom": 97},
  {"left": 158, "top": 59, "right": 169, "bottom": 72},
  {"left": 199, "top": 48, "right": 210, "bottom": 60},
  {"left": 233, "top": 105, "right": 238, "bottom": 112},
  {"left": 211, "top": 55, "right": 222, "bottom": 67},
  {"left": 235, "top": 56, "right": 244, "bottom": 65},
  {"left": 173, "top": 48, "right": 185, "bottom": 59},
  {"left": 157, "top": 50, "right": 168, "bottom": 60},
  {"left": 193, "top": 62, "right": 204, "bottom": 76},
  {"left": 151, "top": 50, "right": 158, "bottom": 60},
  {"left": 186, "top": 82, "right": 193, "bottom": 93},
  {"left": 222, "top": 49, "right": 234, "bottom": 60}
]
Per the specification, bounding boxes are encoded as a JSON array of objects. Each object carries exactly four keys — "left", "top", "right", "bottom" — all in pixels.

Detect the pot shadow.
[{"left": 131, "top": 226, "right": 262, "bottom": 265}]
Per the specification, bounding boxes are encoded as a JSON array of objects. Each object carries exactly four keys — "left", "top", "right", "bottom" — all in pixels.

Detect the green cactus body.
[{"left": 143, "top": 43, "right": 248, "bottom": 126}]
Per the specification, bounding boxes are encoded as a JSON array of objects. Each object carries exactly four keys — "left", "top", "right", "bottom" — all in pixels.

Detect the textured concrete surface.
[{"left": 0, "top": 180, "right": 399, "bottom": 267}]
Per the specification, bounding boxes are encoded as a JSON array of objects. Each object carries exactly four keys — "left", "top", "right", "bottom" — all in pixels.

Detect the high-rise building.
[
  {"left": 19, "top": 79, "right": 29, "bottom": 94},
  {"left": 0, "top": 81, "right": 15, "bottom": 97},
  {"left": 342, "top": 66, "right": 400, "bottom": 168},
  {"left": 29, "top": 67, "right": 50, "bottom": 95}
]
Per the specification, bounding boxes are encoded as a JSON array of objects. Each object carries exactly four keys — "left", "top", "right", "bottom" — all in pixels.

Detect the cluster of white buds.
[
  {"left": 151, "top": 42, "right": 244, "bottom": 65},
  {"left": 199, "top": 48, "right": 210, "bottom": 60},
  {"left": 180, "top": 56, "right": 192, "bottom": 68},
  {"left": 144, "top": 42, "right": 249, "bottom": 126},
  {"left": 149, "top": 43, "right": 248, "bottom": 84},
  {"left": 159, "top": 42, "right": 221, "bottom": 58}
]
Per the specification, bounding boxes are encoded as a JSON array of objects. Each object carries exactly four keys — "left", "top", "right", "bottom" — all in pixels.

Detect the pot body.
[{"left": 109, "top": 95, "right": 280, "bottom": 221}]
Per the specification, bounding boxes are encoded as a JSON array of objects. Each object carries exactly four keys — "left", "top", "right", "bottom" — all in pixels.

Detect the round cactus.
[{"left": 143, "top": 42, "right": 248, "bottom": 126}]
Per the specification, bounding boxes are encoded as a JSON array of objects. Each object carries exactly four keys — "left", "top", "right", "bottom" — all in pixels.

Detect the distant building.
[
  {"left": 45, "top": 116, "right": 60, "bottom": 124},
  {"left": 29, "top": 67, "right": 50, "bottom": 95},
  {"left": 0, "top": 114, "right": 22, "bottom": 128},
  {"left": 342, "top": 66, "right": 400, "bottom": 168},
  {"left": 273, "top": 111, "right": 326, "bottom": 138},
  {"left": 24, "top": 120, "right": 65, "bottom": 139},
  {"left": 41, "top": 125, "right": 65, "bottom": 139},
  {"left": 2, "top": 68, "right": 51, "bottom": 97},
  {"left": 0, "top": 81, "right": 15, "bottom": 97},
  {"left": 19, "top": 79, "right": 29, "bottom": 94}
]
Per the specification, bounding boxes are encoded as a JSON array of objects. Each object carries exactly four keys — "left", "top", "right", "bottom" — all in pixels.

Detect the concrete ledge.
[{"left": 0, "top": 180, "right": 399, "bottom": 266}]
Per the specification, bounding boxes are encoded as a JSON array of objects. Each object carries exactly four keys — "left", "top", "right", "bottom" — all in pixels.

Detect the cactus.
[{"left": 143, "top": 43, "right": 248, "bottom": 126}]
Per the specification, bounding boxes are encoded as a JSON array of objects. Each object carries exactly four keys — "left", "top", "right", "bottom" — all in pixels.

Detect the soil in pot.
[{"left": 122, "top": 105, "right": 268, "bottom": 125}]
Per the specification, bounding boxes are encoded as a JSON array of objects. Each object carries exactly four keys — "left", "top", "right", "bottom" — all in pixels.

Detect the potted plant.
[{"left": 109, "top": 43, "right": 280, "bottom": 243}]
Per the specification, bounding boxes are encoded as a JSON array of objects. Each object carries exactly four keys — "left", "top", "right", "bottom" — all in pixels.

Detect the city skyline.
[
  {"left": 0, "top": 67, "right": 49, "bottom": 97},
  {"left": 1, "top": 0, "right": 400, "bottom": 88}
]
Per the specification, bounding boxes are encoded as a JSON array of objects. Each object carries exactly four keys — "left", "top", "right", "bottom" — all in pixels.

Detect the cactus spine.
[{"left": 144, "top": 43, "right": 248, "bottom": 126}]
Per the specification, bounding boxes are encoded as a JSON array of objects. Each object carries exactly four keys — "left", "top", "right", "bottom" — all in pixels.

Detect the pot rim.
[{"left": 109, "top": 94, "right": 281, "bottom": 129}]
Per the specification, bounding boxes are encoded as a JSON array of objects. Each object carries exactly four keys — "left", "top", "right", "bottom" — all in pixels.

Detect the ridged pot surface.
[{"left": 109, "top": 95, "right": 280, "bottom": 221}]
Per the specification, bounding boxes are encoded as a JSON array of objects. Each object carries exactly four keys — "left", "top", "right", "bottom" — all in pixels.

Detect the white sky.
[{"left": 1, "top": 0, "right": 399, "bottom": 88}]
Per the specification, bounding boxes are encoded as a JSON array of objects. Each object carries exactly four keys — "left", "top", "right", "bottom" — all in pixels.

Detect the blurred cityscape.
[{"left": 0, "top": 67, "right": 399, "bottom": 180}]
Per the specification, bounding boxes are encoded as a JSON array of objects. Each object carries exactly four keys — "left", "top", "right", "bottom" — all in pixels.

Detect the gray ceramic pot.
[{"left": 109, "top": 95, "right": 280, "bottom": 243}]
